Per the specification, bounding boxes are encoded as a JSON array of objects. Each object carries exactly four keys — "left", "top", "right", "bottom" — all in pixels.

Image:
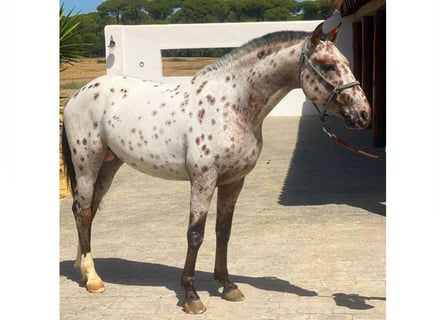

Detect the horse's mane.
[{"left": 204, "top": 30, "right": 311, "bottom": 72}]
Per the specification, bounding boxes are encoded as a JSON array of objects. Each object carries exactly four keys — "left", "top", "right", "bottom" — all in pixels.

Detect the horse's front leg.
[
  {"left": 181, "top": 172, "right": 217, "bottom": 314},
  {"left": 214, "top": 178, "right": 245, "bottom": 302}
]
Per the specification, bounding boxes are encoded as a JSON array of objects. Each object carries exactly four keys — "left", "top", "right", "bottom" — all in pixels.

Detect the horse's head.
[{"left": 299, "top": 22, "right": 371, "bottom": 129}]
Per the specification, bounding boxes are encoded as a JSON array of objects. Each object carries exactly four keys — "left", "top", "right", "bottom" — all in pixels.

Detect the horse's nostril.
[{"left": 360, "top": 111, "right": 368, "bottom": 122}]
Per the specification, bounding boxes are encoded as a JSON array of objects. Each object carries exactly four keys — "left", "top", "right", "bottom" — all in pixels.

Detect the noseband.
[{"left": 299, "top": 38, "right": 360, "bottom": 109}]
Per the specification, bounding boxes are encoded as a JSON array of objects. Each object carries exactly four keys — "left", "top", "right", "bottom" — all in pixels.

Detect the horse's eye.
[{"left": 322, "top": 64, "right": 336, "bottom": 72}]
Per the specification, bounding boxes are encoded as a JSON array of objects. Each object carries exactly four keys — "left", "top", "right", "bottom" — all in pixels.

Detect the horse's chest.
[
  {"left": 188, "top": 129, "right": 262, "bottom": 184},
  {"left": 212, "top": 133, "right": 262, "bottom": 185}
]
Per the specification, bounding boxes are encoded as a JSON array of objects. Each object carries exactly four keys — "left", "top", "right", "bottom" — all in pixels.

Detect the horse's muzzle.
[{"left": 343, "top": 107, "right": 371, "bottom": 129}]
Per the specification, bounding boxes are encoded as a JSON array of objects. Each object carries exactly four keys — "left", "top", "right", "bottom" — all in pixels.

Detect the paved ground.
[{"left": 60, "top": 116, "right": 386, "bottom": 320}]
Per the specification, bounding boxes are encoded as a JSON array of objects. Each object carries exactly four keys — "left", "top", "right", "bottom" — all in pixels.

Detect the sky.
[
  {"left": 60, "top": 0, "right": 314, "bottom": 14},
  {"left": 61, "top": 0, "right": 104, "bottom": 14}
]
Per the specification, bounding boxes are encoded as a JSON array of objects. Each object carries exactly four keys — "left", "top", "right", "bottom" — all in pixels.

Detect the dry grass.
[
  {"left": 162, "top": 57, "right": 219, "bottom": 76},
  {"left": 59, "top": 56, "right": 219, "bottom": 198}
]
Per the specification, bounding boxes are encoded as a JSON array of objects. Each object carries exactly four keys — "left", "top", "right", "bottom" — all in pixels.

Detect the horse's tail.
[{"left": 61, "top": 123, "right": 77, "bottom": 196}]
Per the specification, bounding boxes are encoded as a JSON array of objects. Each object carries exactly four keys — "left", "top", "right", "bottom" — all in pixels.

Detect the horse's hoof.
[
  {"left": 183, "top": 299, "right": 207, "bottom": 314},
  {"left": 86, "top": 279, "right": 105, "bottom": 293},
  {"left": 222, "top": 286, "right": 245, "bottom": 302}
]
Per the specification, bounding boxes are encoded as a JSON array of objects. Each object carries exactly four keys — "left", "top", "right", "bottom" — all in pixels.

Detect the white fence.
[{"left": 104, "top": 20, "right": 352, "bottom": 116}]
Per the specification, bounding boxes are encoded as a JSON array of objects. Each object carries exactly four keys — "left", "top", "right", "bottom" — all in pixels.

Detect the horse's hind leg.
[
  {"left": 74, "top": 157, "right": 123, "bottom": 268},
  {"left": 72, "top": 201, "right": 105, "bottom": 292},
  {"left": 73, "top": 157, "right": 123, "bottom": 293},
  {"left": 214, "top": 178, "right": 245, "bottom": 301}
]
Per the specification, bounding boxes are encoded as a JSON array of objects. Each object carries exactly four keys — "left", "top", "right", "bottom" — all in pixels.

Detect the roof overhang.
[{"left": 331, "top": 0, "right": 386, "bottom": 19}]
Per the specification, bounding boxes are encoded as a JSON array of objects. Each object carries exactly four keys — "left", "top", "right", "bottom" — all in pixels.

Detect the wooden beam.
[
  {"left": 353, "top": 0, "right": 386, "bottom": 20},
  {"left": 361, "top": 16, "right": 374, "bottom": 114},
  {"left": 373, "top": 10, "right": 386, "bottom": 147},
  {"left": 352, "top": 21, "right": 362, "bottom": 82}
]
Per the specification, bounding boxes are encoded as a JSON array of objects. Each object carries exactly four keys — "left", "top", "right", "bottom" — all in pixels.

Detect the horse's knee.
[
  {"left": 187, "top": 225, "right": 205, "bottom": 248},
  {"left": 76, "top": 175, "right": 95, "bottom": 207},
  {"left": 72, "top": 200, "right": 82, "bottom": 218}
]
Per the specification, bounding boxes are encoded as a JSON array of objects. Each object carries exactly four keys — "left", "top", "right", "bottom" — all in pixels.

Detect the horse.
[{"left": 61, "top": 21, "right": 371, "bottom": 314}]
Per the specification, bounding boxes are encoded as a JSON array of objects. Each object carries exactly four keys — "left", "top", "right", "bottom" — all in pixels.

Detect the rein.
[
  {"left": 311, "top": 103, "right": 385, "bottom": 160},
  {"left": 299, "top": 38, "right": 385, "bottom": 161}
]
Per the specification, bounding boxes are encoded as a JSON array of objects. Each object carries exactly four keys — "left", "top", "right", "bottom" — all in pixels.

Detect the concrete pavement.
[{"left": 60, "top": 116, "right": 386, "bottom": 319}]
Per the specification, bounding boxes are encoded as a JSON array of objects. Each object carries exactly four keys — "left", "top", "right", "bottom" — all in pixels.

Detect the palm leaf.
[{"left": 59, "top": 3, "right": 91, "bottom": 68}]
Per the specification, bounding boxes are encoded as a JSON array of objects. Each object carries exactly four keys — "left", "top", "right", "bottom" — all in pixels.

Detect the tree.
[
  {"left": 318, "top": 0, "right": 332, "bottom": 19},
  {"left": 120, "top": 0, "right": 151, "bottom": 24},
  {"left": 170, "top": 0, "right": 230, "bottom": 23},
  {"left": 146, "top": 0, "right": 181, "bottom": 21},
  {"left": 297, "top": 0, "right": 332, "bottom": 20},
  {"left": 264, "top": 7, "right": 291, "bottom": 21},
  {"left": 240, "top": 0, "right": 272, "bottom": 21},
  {"left": 97, "top": 0, "right": 130, "bottom": 24}
]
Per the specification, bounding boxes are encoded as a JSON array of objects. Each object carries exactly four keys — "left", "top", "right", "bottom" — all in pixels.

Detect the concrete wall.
[{"left": 104, "top": 20, "right": 352, "bottom": 116}]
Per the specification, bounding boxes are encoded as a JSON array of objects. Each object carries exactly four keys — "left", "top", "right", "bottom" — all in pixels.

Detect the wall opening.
[{"left": 161, "top": 47, "right": 234, "bottom": 76}]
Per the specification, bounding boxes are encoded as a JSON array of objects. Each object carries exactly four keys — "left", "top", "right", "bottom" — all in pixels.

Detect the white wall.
[{"left": 104, "top": 20, "right": 352, "bottom": 117}]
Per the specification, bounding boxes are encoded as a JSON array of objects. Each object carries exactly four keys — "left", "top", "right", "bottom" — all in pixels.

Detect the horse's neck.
[{"left": 221, "top": 41, "right": 304, "bottom": 129}]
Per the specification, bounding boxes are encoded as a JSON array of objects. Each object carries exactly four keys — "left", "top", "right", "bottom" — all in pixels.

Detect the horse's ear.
[
  {"left": 310, "top": 22, "right": 324, "bottom": 45},
  {"left": 327, "top": 22, "right": 342, "bottom": 43}
]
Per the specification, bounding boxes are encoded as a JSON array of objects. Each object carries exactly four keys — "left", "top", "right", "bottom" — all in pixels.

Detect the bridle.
[
  {"left": 298, "top": 38, "right": 385, "bottom": 161},
  {"left": 299, "top": 38, "right": 360, "bottom": 109}
]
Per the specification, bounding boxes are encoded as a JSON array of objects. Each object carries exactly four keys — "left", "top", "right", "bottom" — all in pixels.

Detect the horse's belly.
[
  {"left": 108, "top": 139, "right": 190, "bottom": 180},
  {"left": 104, "top": 116, "right": 190, "bottom": 180}
]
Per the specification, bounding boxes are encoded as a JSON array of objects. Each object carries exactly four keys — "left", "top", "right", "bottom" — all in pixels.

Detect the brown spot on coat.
[
  {"left": 257, "top": 50, "right": 266, "bottom": 59},
  {"left": 206, "top": 95, "right": 215, "bottom": 105},
  {"left": 197, "top": 109, "right": 205, "bottom": 122}
]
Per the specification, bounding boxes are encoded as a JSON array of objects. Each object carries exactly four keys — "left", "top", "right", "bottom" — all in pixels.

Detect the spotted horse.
[{"left": 62, "top": 22, "right": 371, "bottom": 314}]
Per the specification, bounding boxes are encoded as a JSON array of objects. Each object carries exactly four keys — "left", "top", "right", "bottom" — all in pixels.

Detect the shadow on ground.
[
  {"left": 60, "top": 258, "right": 317, "bottom": 306},
  {"left": 61, "top": 258, "right": 385, "bottom": 310},
  {"left": 332, "top": 293, "right": 386, "bottom": 310},
  {"left": 278, "top": 116, "right": 386, "bottom": 216}
]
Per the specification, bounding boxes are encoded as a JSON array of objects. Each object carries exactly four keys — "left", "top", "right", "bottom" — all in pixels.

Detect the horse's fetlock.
[{"left": 181, "top": 275, "right": 195, "bottom": 288}]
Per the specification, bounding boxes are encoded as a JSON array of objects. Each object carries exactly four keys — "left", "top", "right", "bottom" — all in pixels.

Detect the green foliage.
[
  {"left": 97, "top": 0, "right": 129, "bottom": 24},
  {"left": 162, "top": 47, "right": 234, "bottom": 58},
  {"left": 171, "top": 0, "right": 230, "bottom": 23},
  {"left": 146, "top": 0, "right": 182, "bottom": 21},
  {"left": 60, "top": 3, "right": 91, "bottom": 68},
  {"left": 264, "top": 7, "right": 291, "bottom": 21},
  {"left": 297, "top": 0, "right": 331, "bottom": 20}
]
